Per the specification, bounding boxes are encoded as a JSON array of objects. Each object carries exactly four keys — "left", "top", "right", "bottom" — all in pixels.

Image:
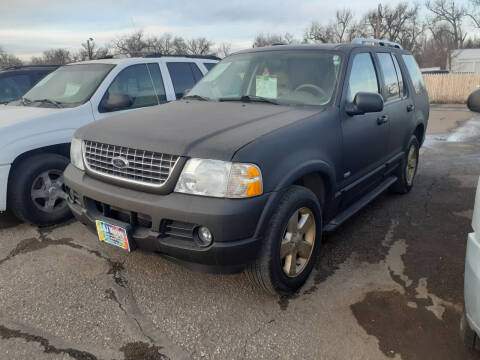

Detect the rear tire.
[
  {"left": 8, "top": 154, "right": 72, "bottom": 226},
  {"left": 390, "top": 136, "right": 419, "bottom": 194},
  {"left": 245, "top": 185, "right": 322, "bottom": 295}
]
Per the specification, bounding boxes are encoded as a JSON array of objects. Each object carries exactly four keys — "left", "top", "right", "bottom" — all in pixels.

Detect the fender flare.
[{"left": 254, "top": 160, "right": 336, "bottom": 239}]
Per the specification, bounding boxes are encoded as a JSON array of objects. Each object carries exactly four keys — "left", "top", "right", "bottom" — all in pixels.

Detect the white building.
[{"left": 450, "top": 49, "right": 480, "bottom": 73}]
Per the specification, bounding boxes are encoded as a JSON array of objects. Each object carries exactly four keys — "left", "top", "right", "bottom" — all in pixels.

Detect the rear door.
[
  {"left": 340, "top": 50, "right": 389, "bottom": 205},
  {"left": 374, "top": 51, "right": 413, "bottom": 159}
]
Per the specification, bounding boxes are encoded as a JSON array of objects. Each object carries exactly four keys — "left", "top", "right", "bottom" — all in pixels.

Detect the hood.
[
  {"left": 0, "top": 103, "right": 94, "bottom": 164},
  {"left": 75, "top": 100, "right": 322, "bottom": 160},
  {"left": 0, "top": 105, "right": 62, "bottom": 128}
]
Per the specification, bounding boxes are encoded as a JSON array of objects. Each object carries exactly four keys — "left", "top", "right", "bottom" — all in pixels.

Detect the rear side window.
[
  {"left": 102, "top": 64, "right": 158, "bottom": 112},
  {"left": 377, "top": 53, "right": 400, "bottom": 101},
  {"left": 203, "top": 62, "right": 216, "bottom": 71},
  {"left": 347, "top": 53, "right": 379, "bottom": 101},
  {"left": 146, "top": 63, "right": 167, "bottom": 103},
  {"left": 402, "top": 54, "right": 426, "bottom": 94},
  {"left": 167, "top": 62, "right": 202, "bottom": 98},
  {"left": 391, "top": 55, "right": 405, "bottom": 97}
]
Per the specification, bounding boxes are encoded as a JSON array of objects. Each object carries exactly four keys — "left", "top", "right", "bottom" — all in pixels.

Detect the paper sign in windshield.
[{"left": 256, "top": 75, "right": 277, "bottom": 99}]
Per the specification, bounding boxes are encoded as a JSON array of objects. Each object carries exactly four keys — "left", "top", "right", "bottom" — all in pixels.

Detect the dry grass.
[{"left": 424, "top": 74, "right": 480, "bottom": 104}]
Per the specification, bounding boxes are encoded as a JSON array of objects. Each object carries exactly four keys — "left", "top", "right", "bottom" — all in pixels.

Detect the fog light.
[{"left": 197, "top": 226, "right": 213, "bottom": 246}]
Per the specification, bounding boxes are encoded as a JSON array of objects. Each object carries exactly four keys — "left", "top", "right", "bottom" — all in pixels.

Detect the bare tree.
[
  {"left": 305, "top": 9, "right": 358, "bottom": 43},
  {"left": 216, "top": 42, "right": 232, "bottom": 58},
  {"left": 467, "top": 0, "right": 480, "bottom": 29},
  {"left": 425, "top": 0, "right": 467, "bottom": 48},
  {"left": 253, "top": 33, "right": 297, "bottom": 47},
  {"left": 186, "top": 37, "right": 214, "bottom": 55},
  {"left": 147, "top": 33, "right": 174, "bottom": 55},
  {"left": 0, "top": 46, "right": 23, "bottom": 66},
  {"left": 112, "top": 30, "right": 148, "bottom": 56},
  {"left": 172, "top": 36, "right": 188, "bottom": 55},
  {"left": 30, "top": 49, "right": 72, "bottom": 65},
  {"left": 79, "top": 38, "right": 109, "bottom": 60}
]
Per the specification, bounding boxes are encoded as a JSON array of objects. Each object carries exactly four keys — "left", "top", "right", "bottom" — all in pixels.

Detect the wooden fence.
[{"left": 424, "top": 73, "right": 480, "bottom": 104}]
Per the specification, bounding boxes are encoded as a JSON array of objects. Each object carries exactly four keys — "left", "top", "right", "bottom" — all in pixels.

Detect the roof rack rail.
[
  {"left": 142, "top": 53, "right": 221, "bottom": 60},
  {"left": 0, "top": 64, "right": 59, "bottom": 71},
  {"left": 352, "top": 38, "right": 403, "bottom": 50}
]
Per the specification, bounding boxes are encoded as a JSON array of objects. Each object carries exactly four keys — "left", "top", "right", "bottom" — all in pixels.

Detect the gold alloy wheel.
[
  {"left": 280, "top": 207, "right": 316, "bottom": 278},
  {"left": 406, "top": 144, "right": 418, "bottom": 186}
]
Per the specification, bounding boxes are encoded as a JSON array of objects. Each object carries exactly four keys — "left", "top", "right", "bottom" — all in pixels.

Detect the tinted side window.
[
  {"left": 167, "top": 62, "right": 196, "bottom": 98},
  {"left": 392, "top": 55, "right": 406, "bottom": 97},
  {"left": 402, "top": 54, "right": 426, "bottom": 94},
  {"left": 377, "top": 53, "right": 400, "bottom": 101},
  {"left": 147, "top": 63, "right": 167, "bottom": 103},
  {"left": 348, "top": 53, "right": 379, "bottom": 101},
  {"left": 102, "top": 64, "right": 158, "bottom": 112},
  {"left": 203, "top": 62, "right": 216, "bottom": 71},
  {"left": 190, "top": 63, "right": 204, "bottom": 82}
]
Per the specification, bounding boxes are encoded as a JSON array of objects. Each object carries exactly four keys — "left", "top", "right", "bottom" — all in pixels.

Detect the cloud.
[{"left": 1, "top": 0, "right": 419, "bottom": 59}]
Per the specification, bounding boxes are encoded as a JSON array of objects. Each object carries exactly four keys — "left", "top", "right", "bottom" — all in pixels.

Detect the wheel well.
[
  {"left": 414, "top": 124, "right": 425, "bottom": 144},
  {"left": 293, "top": 172, "right": 330, "bottom": 208},
  {"left": 10, "top": 143, "right": 70, "bottom": 174}
]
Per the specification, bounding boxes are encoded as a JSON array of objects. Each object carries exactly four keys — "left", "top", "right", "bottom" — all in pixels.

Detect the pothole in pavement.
[{"left": 120, "top": 341, "right": 169, "bottom": 360}]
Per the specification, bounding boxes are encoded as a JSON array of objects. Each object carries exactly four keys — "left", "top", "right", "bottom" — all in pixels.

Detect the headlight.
[
  {"left": 174, "top": 159, "right": 262, "bottom": 198},
  {"left": 70, "top": 138, "right": 85, "bottom": 170}
]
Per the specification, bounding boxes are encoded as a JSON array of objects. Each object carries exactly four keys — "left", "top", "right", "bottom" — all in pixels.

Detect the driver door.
[
  {"left": 94, "top": 63, "right": 166, "bottom": 121},
  {"left": 339, "top": 51, "right": 389, "bottom": 207}
]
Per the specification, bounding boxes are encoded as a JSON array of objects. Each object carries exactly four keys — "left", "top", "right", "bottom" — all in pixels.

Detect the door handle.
[
  {"left": 407, "top": 104, "right": 415, "bottom": 112},
  {"left": 377, "top": 115, "right": 389, "bottom": 125}
]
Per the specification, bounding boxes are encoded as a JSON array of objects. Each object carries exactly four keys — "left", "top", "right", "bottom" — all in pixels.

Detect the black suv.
[
  {"left": 64, "top": 39, "right": 429, "bottom": 294},
  {"left": 0, "top": 65, "right": 58, "bottom": 104}
]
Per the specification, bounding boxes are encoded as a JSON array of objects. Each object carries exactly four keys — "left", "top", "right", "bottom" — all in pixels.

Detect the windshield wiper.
[
  {"left": 183, "top": 94, "right": 211, "bottom": 101},
  {"left": 218, "top": 95, "right": 279, "bottom": 105},
  {"left": 31, "top": 98, "right": 64, "bottom": 108}
]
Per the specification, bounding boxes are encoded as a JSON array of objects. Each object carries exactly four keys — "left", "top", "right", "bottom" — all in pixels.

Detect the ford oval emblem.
[{"left": 112, "top": 157, "right": 129, "bottom": 169}]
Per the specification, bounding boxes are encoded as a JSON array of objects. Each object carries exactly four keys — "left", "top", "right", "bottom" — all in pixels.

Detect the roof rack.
[
  {"left": 352, "top": 38, "right": 403, "bottom": 50},
  {"left": 142, "top": 53, "right": 221, "bottom": 60}
]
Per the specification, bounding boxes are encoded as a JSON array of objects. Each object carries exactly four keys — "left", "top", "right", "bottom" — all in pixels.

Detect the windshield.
[
  {"left": 22, "top": 63, "right": 114, "bottom": 107},
  {"left": 188, "top": 50, "right": 342, "bottom": 106}
]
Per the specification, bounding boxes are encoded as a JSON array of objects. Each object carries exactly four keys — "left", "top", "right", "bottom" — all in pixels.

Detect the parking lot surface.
[{"left": 1, "top": 104, "right": 480, "bottom": 360}]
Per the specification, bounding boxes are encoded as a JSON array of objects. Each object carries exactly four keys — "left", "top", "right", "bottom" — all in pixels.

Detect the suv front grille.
[{"left": 83, "top": 140, "right": 179, "bottom": 187}]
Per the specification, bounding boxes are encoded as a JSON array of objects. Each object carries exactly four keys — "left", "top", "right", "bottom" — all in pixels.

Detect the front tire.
[
  {"left": 391, "top": 136, "right": 419, "bottom": 194},
  {"left": 8, "top": 154, "right": 72, "bottom": 226},
  {"left": 245, "top": 185, "right": 322, "bottom": 295}
]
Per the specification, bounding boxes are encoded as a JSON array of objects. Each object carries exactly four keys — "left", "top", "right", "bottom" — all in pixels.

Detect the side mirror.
[
  {"left": 467, "top": 89, "right": 480, "bottom": 113},
  {"left": 346, "top": 92, "right": 384, "bottom": 116},
  {"left": 101, "top": 93, "right": 133, "bottom": 112}
]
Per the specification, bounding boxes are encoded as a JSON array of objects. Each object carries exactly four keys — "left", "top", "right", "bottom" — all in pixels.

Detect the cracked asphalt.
[{"left": 1, "top": 104, "right": 480, "bottom": 359}]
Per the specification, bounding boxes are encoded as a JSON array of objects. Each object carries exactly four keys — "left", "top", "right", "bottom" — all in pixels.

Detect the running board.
[{"left": 324, "top": 176, "right": 398, "bottom": 232}]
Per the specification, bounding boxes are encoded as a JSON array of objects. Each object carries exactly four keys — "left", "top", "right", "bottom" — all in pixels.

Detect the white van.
[{"left": 0, "top": 55, "right": 218, "bottom": 225}]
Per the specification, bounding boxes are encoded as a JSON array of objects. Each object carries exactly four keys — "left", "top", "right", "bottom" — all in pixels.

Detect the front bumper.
[
  {"left": 0, "top": 164, "right": 11, "bottom": 211},
  {"left": 465, "top": 232, "right": 480, "bottom": 335},
  {"left": 64, "top": 165, "right": 273, "bottom": 273}
]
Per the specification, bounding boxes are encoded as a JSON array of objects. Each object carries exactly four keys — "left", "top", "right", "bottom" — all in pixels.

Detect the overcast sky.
[{"left": 1, "top": 0, "right": 474, "bottom": 60}]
